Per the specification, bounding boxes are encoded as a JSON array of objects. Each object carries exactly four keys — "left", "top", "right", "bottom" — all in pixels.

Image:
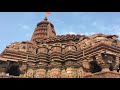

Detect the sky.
[{"left": 0, "top": 12, "right": 120, "bottom": 53}]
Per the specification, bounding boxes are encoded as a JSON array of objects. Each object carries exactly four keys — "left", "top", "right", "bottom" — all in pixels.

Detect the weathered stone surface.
[{"left": 85, "top": 72, "right": 120, "bottom": 78}]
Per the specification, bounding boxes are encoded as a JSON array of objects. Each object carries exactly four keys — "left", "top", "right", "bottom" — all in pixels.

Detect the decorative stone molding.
[{"left": 48, "top": 61, "right": 62, "bottom": 69}]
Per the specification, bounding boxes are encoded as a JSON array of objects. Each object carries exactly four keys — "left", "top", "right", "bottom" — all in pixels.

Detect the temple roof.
[
  {"left": 45, "top": 34, "right": 86, "bottom": 43},
  {"left": 37, "top": 16, "right": 54, "bottom": 28}
]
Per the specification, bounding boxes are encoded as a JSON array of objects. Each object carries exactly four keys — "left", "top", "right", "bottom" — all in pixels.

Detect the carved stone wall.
[{"left": 85, "top": 72, "right": 120, "bottom": 78}]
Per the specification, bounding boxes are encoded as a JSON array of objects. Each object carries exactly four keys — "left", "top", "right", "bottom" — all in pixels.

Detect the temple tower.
[{"left": 31, "top": 16, "right": 56, "bottom": 43}]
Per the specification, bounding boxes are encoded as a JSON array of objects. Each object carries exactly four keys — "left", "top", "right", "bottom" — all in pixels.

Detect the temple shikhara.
[{"left": 1, "top": 16, "right": 120, "bottom": 78}]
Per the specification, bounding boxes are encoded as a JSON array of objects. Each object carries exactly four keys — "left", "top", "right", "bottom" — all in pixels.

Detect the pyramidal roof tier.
[{"left": 31, "top": 16, "right": 56, "bottom": 43}]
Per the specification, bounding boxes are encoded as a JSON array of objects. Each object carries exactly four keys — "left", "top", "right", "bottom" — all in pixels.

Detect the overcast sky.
[{"left": 0, "top": 12, "right": 120, "bottom": 53}]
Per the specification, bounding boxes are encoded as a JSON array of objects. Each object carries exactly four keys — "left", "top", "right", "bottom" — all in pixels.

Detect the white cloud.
[
  {"left": 25, "top": 32, "right": 32, "bottom": 38},
  {"left": 54, "top": 19, "right": 65, "bottom": 25},
  {"left": 22, "top": 25, "right": 30, "bottom": 30},
  {"left": 58, "top": 25, "right": 75, "bottom": 35},
  {"left": 68, "top": 32, "right": 76, "bottom": 35},
  {"left": 92, "top": 21, "right": 97, "bottom": 26},
  {"left": 83, "top": 32, "right": 96, "bottom": 36},
  {"left": 18, "top": 24, "right": 30, "bottom": 30}
]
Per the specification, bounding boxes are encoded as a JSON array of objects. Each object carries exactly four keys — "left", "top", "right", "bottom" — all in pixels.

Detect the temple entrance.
[
  {"left": 89, "top": 61, "right": 102, "bottom": 73},
  {"left": 6, "top": 65, "right": 20, "bottom": 76}
]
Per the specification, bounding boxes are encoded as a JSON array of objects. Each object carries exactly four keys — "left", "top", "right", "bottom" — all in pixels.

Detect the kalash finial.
[
  {"left": 44, "top": 16, "right": 48, "bottom": 21},
  {"left": 44, "top": 12, "right": 51, "bottom": 21}
]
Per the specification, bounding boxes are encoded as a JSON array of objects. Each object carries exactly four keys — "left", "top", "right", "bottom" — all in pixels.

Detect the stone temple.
[{"left": 0, "top": 16, "right": 120, "bottom": 78}]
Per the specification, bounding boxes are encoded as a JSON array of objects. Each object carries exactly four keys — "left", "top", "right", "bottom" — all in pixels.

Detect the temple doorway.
[
  {"left": 89, "top": 61, "right": 102, "bottom": 73},
  {"left": 6, "top": 64, "right": 20, "bottom": 76}
]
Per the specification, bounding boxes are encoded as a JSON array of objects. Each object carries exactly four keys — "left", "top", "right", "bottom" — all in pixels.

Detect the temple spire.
[{"left": 31, "top": 14, "right": 56, "bottom": 42}]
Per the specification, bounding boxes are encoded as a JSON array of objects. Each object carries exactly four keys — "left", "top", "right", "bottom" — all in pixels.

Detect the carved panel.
[
  {"left": 38, "top": 47, "right": 48, "bottom": 54},
  {"left": 6, "top": 42, "right": 29, "bottom": 52},
  {"left": 26, "top": 69, "right": 34, "bottom": 78},
  {"left": 64, "top": 45, "right": 76, "bottom": 52},
  {"left": 27, "top": 44, "right": 34, "bottom": 52},
  {"left": 50, "top": 46, "right": 61, "bottom": 53},
  {"left": 77, "top": 67, "right": 84, "bottom": 78},
  {"left": 34, "top": 69, "right": 46, "bottom": 78},
  {"left": 66, "top": 67, "right": 77, "bottom": 78},
  {"left": 82, "top": 60, "right": 90, "bottom": 70},
  {"left": 49, "top": 68, "right": 61, "bottom": 78},
  {"left": 61, "top": 69, "right": 67, "bottom": 78}
]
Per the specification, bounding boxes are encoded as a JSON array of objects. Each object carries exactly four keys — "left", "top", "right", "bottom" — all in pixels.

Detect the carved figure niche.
[
  {"left": 89, "top": 60, "right": 102, "bottom": 73},
  {"left": 88, "top": 56, "right": 102, "bottom": 73},
  {"left": 26, "top": 69, "right": 34, "bottom": 78},
  {"left": 101, "top": 53, "right": 116, "bottom": 71},
  {"left": 50, "top": 46, "right": 61, "bottom": 53}
]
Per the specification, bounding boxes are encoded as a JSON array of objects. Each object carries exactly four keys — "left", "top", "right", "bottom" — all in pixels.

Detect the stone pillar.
[
  {"left": 96, "top": 54, "right": 104, "bottom": 65},
  {"left": 100, "top": 63, "right": 110, "bottom": 72},
  {"left": 35, "top": 61, "right": 48, "bottom": 78},
  {"left": 82, "top": 60, "right": 92, "bottom": 76},
  {"left": 47, "top": 61, "right": 62, "bottom": 78},
  {"left": 19, "top": 64, "right": 27, "bottom": 74},
  {"left": 64, "top": 61, "right": 79, "bottom": 78},
  {"left": 61, "top": 69, "right": 67, "bottom": 78},
  {"left": 77, "top": 67, "right": 84, "bottom": 78},
  {"left": 113, "top": 56, "right": 120, "bottom": 72},
  {"left": 65, "top": 67, "right": 77, "bottom": 78}
]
